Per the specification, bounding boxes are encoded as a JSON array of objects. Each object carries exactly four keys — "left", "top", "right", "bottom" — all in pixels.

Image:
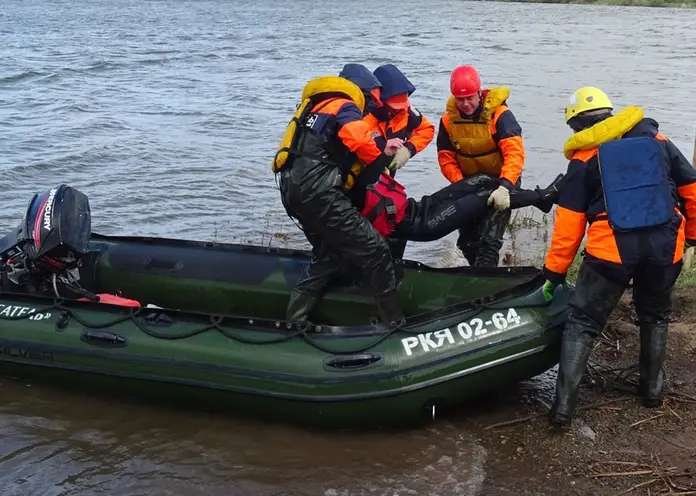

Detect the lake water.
[{"left": 1, "top": 0, "right": 695, "bottom": 493}]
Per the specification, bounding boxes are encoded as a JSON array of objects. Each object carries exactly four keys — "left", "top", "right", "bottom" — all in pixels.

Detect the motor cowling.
[
  {"left": 20, "top": 184, "right": 91, "bottom": 269},
  {"left": 0, "top": 185, "right": 91, "bottom": 291}
]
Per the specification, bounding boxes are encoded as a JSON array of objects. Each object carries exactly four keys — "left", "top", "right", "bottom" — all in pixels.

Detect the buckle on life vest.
[{"left": 385, "top": 201, "right": 398, "bottom": 224}]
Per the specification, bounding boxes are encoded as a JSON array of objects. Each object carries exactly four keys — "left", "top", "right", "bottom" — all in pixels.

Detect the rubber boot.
[
  {"left": 549, "top": 327, "right": 594, "bottom": 427},
  {"left": 472, "top": 207, "right": 510, "bottom": 268},
  {"left": 374, "top": 290, "right": 405, "bottom": 328},
  {"left": 509, "top": 174, "right": 564, "bottom": 213},
  {"left": 285, "top": 289, "right": 319, "bottom": 325},
  {"left": 638, "top": 319, "right": 668, "bottom": 408},
  {"left": 533, "top": 173, "right": 565, "bottom": 214},
  {"left": 549, "top": 262, "right": 626, "bottom": 427},
  {"left": 456, "top": 227, "right": 479, "bottom": 267}
]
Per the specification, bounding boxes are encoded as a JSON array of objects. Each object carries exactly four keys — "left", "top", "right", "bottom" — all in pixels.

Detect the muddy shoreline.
[{"left": 458, "top": 287, "right": 696, "bottom": 495}]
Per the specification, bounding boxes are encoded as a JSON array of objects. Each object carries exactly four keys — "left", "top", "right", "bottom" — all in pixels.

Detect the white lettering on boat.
[
  {"left": 401, "top": 308, "right": 525, "bottom": 356},
  {"left": 43, "top": 188, "right": 58, "bottom": 231},
  {"left": 0, "top": 304, "right": 52, "bottom": 321}
]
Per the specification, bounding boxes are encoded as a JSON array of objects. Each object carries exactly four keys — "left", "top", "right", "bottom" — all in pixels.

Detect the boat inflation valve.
[{"left": 423, "top": 399, "right": 444, "bottom": 421}]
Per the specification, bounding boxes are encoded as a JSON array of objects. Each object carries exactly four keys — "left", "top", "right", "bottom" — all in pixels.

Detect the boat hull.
[{"left": 0, "top": 233, "right": 573, "bottom": 428}]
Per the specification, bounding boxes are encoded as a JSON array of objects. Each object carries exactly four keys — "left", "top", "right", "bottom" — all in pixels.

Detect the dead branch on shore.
[
  {"left": 613, "top": 478, "right": 661, "bottom": 495},
  {"left": 588, "top": 456, "right": 696, "bottom": 495},
  {"left": 670, "top": 392, "right": 696, "bottom": 403},
  {"left": 629, "top": 413, "right": 665, "bottom": 428},
  {"left": 483, "top": 397, "right": 632, "bottom": 430},
  {"left": 585, "top": 360, "right": 696, "bottom": 409},
  {"left": 593, "top": 469, "right": 656, "bottom": 477}
]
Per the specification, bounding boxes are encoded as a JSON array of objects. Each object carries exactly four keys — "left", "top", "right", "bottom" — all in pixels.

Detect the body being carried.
[{"left": 358, "top": 171, "right": 563, "bottom": 242}]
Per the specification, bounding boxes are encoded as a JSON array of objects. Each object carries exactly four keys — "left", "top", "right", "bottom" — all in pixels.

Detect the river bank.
[
  {"left": 494, "top": 0, "right": 695, "bottom": 8},
  {"left": 458, "top": 183, "right": 696, "bottom": 493},
  {"left": 457, "top": 278, "right": 696, "bottom": 495}
]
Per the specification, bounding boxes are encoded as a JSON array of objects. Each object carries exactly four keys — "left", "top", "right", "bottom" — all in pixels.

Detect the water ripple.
[{"left": 1, "top": 0, "right": 696, "bottom": 493}]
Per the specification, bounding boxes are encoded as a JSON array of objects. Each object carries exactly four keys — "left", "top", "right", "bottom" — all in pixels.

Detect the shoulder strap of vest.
[
  {"left": 274, "top": 98, "right": 345, "bottom": 168},
  {"left": 445, "top": 96, "right": 460, "bottom": 124},
  {"left": 407, "top": 107, "right": 423, "bottom": 130}
]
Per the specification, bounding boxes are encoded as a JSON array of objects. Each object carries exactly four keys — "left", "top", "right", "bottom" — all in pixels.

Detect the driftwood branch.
[
  {"left": 590, "top": 457, "right": 696, "bottom": 495},
  {"left": 483, "top": 397, "right": 632, "bottom": 430},
  {"left": 629, "top": 413, "right": 665, "bottom": 428},
  {"left": 612, "top": 477, "right": 661, "bottom": 495}
]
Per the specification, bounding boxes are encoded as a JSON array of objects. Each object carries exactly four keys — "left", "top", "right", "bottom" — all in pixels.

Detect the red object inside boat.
[{"left": 77, "top": 293, "right": 142, "bottom": 307}]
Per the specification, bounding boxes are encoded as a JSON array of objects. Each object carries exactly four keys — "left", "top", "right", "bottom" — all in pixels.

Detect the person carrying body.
[
  {"left": 436, "top": 65, "right": 526, "bottom": 267},
  {"left": 365, "top": 63, "right": 435, "bottom": 174},
  {"left": 542, "top": 87, "right": 696, "bottom": 427},
  {"left": 361, "top": 63, "right": 435, "bottom": 259},
  {"left": 272, "top": 66, "right": 406, "bottom": 328}
]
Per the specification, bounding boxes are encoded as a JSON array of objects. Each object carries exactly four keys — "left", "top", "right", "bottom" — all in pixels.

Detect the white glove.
[
  {"left": 488, "top": 185, "right": 511, "bottom": 210},
  {"left": 392, "top": 146, "right": 412, "bottom": 170}
]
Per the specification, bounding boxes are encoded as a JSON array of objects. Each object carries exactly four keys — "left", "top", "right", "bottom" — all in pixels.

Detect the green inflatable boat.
[{"left": 0, "top": 185, "right": 573, "bottom": 428}]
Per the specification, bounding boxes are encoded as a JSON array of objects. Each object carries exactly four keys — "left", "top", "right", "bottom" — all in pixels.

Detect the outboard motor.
[{"left": 0, "top": 185, "right": 93, "bottom": 298}]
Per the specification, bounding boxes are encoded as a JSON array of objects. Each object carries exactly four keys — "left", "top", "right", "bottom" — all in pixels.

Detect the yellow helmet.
[{"left": 564, "top": 87, "right": 613, "bottom": 124}]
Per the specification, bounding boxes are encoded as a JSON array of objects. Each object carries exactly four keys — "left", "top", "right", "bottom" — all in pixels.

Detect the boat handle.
[
  {"left": 323, "top": 353, "right": 383, "bottom": 371},
  {"left": 140, "top": 311, "right": 174, "bottom": 327},
  {"left": 143, "top": 258, "right": 181, "bottom": 270},
  {"left": 80, "top": 330, "right": 128, "bottom": 348},
  {"left": 55, "top": 311, "right": 72, "bottom": 332}
]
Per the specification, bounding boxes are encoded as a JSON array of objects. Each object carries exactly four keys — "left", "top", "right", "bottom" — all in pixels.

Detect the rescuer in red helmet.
[{"left": 436, "top": 65, "right": 531, "bottom": 268}]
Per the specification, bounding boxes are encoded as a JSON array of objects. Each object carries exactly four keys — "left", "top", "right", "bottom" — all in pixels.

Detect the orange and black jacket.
[
  {"left": 543, "top": 117, "right": 696, "bottom": 285},
  {"left": 319, "top": 98, "right": 391, "bottom": 169},
  {"left": 306, "top": 99, "right": 393, "bottom": 208},
  {"left": 365, "top": 106, "right": 435, "bottom": 158},
  {"left": 436, "top": 100, "right": 525, "bottom": 189}
]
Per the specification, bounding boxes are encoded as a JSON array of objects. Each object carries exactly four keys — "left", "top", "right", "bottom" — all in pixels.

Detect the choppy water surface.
[{"left": 1, "top": 0, "right": 695, "bottom": 493}]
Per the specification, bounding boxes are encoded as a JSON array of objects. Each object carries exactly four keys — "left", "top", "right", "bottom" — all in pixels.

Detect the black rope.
[
  {"left": 67, "top": 305, "right": 140, "bottom": 329},
  {"left": 0, "top": 297, "right": 486, "bottom": 356}
]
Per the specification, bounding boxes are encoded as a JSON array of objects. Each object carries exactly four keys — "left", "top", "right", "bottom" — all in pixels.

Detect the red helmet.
[{"left": 450, "top": 65, "right": 481, "bottom": 98}]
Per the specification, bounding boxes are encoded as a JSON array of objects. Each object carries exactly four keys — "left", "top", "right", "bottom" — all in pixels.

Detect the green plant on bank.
[
  {"left": 676, "top": 257, "right": 696, "bottom": 287},
  {"left": 494, "top": 0, "right": 695, "bottom": 7}
]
